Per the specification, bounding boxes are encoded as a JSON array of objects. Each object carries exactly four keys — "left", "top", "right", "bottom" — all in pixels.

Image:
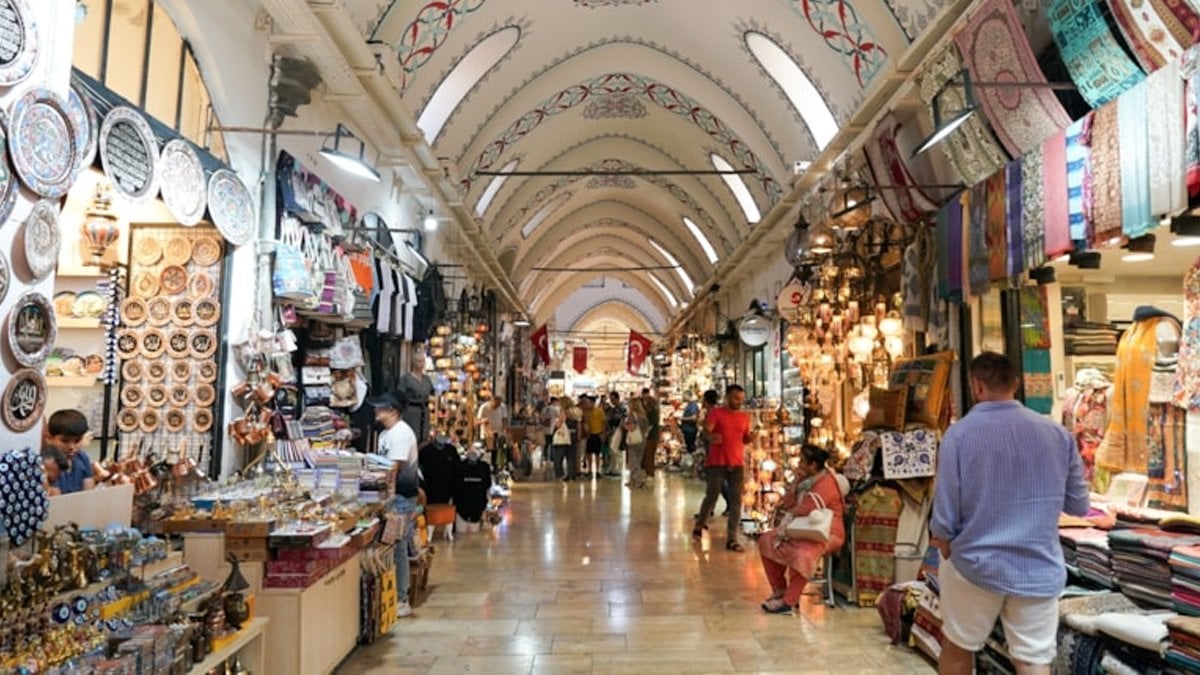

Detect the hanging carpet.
[
  {"left": 1107, "top": 0, "right": 1200, "bottom": 74},
  {"left": 863, "top": 112, "right": 940, "bottom": 223},
  {"left": 917, "top": 44, "right": 1009, "bottom": 185},
  {"left": 1047, "top": 0, "right": 1146, "bottom": 108}
]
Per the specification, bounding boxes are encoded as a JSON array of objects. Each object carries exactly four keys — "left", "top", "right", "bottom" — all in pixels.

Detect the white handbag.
[
  {"left": 552, "top": 423, "right": 572, "bottom": 446},
  {"left": 784, "top": 492, "right": 833, "bottom": 542}
]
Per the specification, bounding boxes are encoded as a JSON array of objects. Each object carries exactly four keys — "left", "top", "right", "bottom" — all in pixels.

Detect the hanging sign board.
[
  {"left": 738, "top": 315, "right": 772, "bottom": 347},
  {"left": 776, "top": 279, "right": 808, "bottom": 321}
]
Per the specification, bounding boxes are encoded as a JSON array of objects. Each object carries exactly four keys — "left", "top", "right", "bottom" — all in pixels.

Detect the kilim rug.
[
  {"left": 854, "top": 485, "right": 903, "bottom": 607},
  {"left": 863, "top": 112, "right": 939, "bottom": 223},
  {"left": 1108, "top": 0, "right": 1200, "bottom": 73},
  {"left": 917, "top": 44, "right": 1008, "bottom": 185},
  {"left": 1047, "top": 0, "right": 1146, "bottom": 108}
]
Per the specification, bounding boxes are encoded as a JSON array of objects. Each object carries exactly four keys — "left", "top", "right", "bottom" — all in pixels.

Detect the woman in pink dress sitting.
[{"left": 757, "top": 444, "right": 848, "bottom": 614}]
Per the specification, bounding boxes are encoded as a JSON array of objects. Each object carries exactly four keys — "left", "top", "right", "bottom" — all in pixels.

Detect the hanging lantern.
[
  {"left": 830, "top": 186, "right": 871, "bottom": 230},
  {"left": 879, "top": 310, "right": 904, "bottom": 337},
  {"left": 81, "top": 184, "right": 120, "bottom": 266},
  {"left": 809, "top": 222, "right": 836, "bottom": 255}
]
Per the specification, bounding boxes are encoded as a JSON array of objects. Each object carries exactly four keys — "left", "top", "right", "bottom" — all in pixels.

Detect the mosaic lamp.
[{"left": 81, "top": 184, "right": 120, "bottom": 266}]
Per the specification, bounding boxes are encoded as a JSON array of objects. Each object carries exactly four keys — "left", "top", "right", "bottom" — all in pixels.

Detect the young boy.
[
  {"left": 40, "top": 446, "right": 67, "bottom": 496},
  {"left": 42, "top": 409, "right": 95, "bottom": 493}
]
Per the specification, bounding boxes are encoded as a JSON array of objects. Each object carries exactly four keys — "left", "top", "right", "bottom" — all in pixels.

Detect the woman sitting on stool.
[{"left": 757, "top": 444, "right": 848, "bottom": 614}]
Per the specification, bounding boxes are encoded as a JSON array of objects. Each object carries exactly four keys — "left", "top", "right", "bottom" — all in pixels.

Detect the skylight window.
[
  {"left": 648, "top": 239, "right": 695, "bottom": 294},
  {"left": 648, "top": 274, "right": 678, "bottom": 308},
  {"left": 417, "top": 27, "right": 520, "bottom": 144},
  {"left": 521, "top": 191, "right": 571, "bottom": 238},
  {"left": 683, "top": 217, "right": 719, "bottom": 264},
  {"left": 710, "top": 154, "right": 761, "bottom": 224},
  {"left": 746, "top": 32, "right": 839, "bottom": 150},
  {"left": 476, "top": 159, "right": 517, "bottom": 216}
]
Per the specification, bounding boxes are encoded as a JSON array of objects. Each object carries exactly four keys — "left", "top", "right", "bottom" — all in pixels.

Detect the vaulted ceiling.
[{"left": 338, "top": 0, "right": 960, "bottom": 339}]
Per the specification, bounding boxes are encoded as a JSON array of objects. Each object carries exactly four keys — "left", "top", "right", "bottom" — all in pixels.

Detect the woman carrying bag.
[
  {"left": 624, "top": 398, "right": 650, "bottom": 489},
  {"left": 551, "top": 402, "right": 576, "bottom": 482},
  {"left": 756, "top": 444, "right": 848, "bottom": 614}
]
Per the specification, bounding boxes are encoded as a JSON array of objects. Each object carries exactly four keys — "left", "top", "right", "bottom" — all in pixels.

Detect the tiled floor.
[{"left": 338, "top": 472, "right": 932, "bottom": 674}]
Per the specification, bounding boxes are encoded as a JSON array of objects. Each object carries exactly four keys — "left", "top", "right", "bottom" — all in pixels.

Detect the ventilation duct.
[{"left": 268, "top": 55, "right": 322, "bottom": 129}]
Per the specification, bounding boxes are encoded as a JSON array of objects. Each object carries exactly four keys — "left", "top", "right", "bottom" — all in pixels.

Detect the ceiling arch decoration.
[
  {"left": 780, "top": 0, "right": 889, "bottom": 87},
  {"left": 517, "top": 234, "right": 695, "bottom": 301},
  {"left": 460, "top": 72, "right": 784, "bottom": 204},
  {"left": 573, "top": 0, "right": 661, "bottom": 8},
  {"left": 533, "top": 272, "right": 672, "bottom": 326},
  {"left": 569, "top": 303, "right": 656, "bottom": 338},
  {"left": 359, "top": 0, "right": 491, "bottom": 91}
]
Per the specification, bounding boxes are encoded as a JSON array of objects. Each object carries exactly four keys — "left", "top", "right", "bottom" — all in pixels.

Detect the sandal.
[
  {"left": 726, "top": 541, "right": 745, "bottom": 552},
  {"left": 692, "top": 527, "right": 703, "bottom": 539},
  {"left": 761, "top": 599, "right": 793, "bottom": 615}
]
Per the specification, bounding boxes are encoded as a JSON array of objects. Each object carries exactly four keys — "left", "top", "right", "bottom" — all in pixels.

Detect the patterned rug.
[
  {"left": 1089, "top": 102, "right": 1124, "bottom": 247},
  {"left": 1047, "top": 0, "right": 1146, "bottom": 108},
  {"left": 955, "top": 0, "right": 1072, "bottom": 156},
  {"left": 1042, "top": 130, "right": 1072, "bottom": 260},
  {"left": 863, "top": 112, "right": 939, "bottom": 223},
  {"left": 917, "top": 44, "right": 1008, "bottom": 185},
  {"left": 854, "top": 485, "right": 903, "bottom": 607},
  {"left": 1108, "top": 0, "right": 1200, "bottom": 74},
  {"left": 1119, "top": 80, "right": 1153, "bottom": 239},
  {"left": 1147, "top": 60, "right": 1188, "bottom": 217}
]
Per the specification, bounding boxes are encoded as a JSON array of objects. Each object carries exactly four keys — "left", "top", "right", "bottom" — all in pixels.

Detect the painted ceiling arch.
[
  {"left": 570, "top": 302, "right": 655, "bottom": 336},
  {"left": 533, "top": 271, "right": 670, "bottom": 327},
  {"left": 519, "top": 244, "right": 693, "bottom": 305}
]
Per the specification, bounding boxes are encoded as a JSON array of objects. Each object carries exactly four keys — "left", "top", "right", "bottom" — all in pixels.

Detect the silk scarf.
[
  {"left": 985, "top": 170, "right": 1008, "bottom": 281},
  {"left": 1006, "top": 159, "right": 1025, "bottom": 278},
  {"left": 1089, "top": 103, "right": 1125, "bottom": 247},
  {"left": 1067, "top": 115, "right": 1094, "bottom": 244},
  {"left": 1146, "top": 404, "right": 1189, "bottom": 512},
  {"left": 938, "top": 198, "right": 965, "bottom": 301},
  {"left": 1047, "top": 0, "right": 1147, "bottom": 108},
  {"left": 955, "top": 0, "right": 1072, "bottom": 155},
  {"left": 969, "top": 181, "right": 991, "bottom": 297},
  {"left": 864, "top": 112, "right": 939, "bottom": 223},
  {"left": 1147, "top": 60, "right": 1189, "bottom": 216},
  {"left": 1097, "top": 316, "right": 1177, "bottom": 475},
  {"left": 1119, "top": 80, "right": 1154, "bottom": 238},
  {"left": 1107, "top": 0, "right": 1200, "bottom": 73},
  {"left": 1023, "top": 348, "right": 1054, "bottom": 414},
  {"left": 1178, "top": 261, "right": 1200, "bottom": 412},
  {"left": 917, "top": 44, "right": 1008, "bottom": 185},
  {"left": 1020, "top": 145, "right": 1048, "bottom": 270},
  {"left": 1042, "top": 131, "right": 1071, "bottom": 260},
  {"left": 1188, "top": 48, "right": 1200, "bottom": 200}
]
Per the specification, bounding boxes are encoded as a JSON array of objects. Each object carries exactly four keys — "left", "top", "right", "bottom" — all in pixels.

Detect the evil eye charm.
[
  {"left": 51, "top": 603, "right": 70, "bottom": 624},
  {"left": 71, "top": 596, "right": 89, "bottom": 615}
]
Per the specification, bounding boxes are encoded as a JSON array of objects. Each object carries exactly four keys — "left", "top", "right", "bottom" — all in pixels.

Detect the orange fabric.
[
  {"left": 757, "top": 470, "right": 846, "bottom": 579},
  {"left": 348, "top": 251, "right": 374, "bottom": 293},
  {"left": 1096, "top": 316, "right": 1173, "bottom": 473}
]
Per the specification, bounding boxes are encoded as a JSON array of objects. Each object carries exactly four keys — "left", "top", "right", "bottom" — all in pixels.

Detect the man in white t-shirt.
[
  {"left": 476, "top": 396, "right": 508, "bottom": 467},
  {"left": 371, "top": 393, "right": 419, "bottom": 618}
]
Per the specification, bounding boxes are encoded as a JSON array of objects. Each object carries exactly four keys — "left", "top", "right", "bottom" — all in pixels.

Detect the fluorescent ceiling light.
[
  {"left": 683, "top": 216, "right": 719, "bottom": 264},
  {"left": 319, "top": 124, "right": 380, "bottom": 182},
  {"left": 710, "top": 154, "right": 761, "bottom": 224},
  {"left": 911, "top": 107, "right": 976, "bottom": 158},
  {"left": 512, "top": 316, "right": 531, "bottom": 327},
  {"left": 648, "top": 239, "right": 694, "bottom": 293}
]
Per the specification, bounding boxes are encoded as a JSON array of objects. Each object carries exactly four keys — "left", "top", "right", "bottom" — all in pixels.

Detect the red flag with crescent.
[
  {"left": 627, "top": 330, "right": 652, "bottom": 375},
  {"left": 572, "top": 346, "right": 588, "bottom": 374},
  {"left": 531, "top": 324, "right": 551, "bottom": 366}
]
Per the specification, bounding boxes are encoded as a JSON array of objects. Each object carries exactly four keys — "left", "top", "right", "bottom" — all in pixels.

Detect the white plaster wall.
[{"left": 553, "top": 278, "right": 666, "bottom": 333}]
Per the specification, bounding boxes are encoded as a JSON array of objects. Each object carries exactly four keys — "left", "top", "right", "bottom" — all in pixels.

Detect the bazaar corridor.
[{"left": 338, "top": 474, "right": 929, "bottom": 674}]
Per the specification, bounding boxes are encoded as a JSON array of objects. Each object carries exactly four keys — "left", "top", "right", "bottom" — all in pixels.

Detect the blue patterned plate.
[
  {"left": 9, "top": 88, "right": 77, "bottom": 199},
  {"left": 207, "top": 168, "right": 255, "bottom": 246},
  {"left": 0, "top": 0, "right": 38, "bottom": 86}
]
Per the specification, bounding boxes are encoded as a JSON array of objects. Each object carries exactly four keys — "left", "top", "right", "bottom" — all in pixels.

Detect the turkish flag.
[
  {"left": 627, "top": 330, "right": 652, "bottom": 376},
  {"left": 572, "top": 346, "right": 588, "bottom": 374},
  {"left": 531, "top": 324, "right": 551, "bottom": 366}
]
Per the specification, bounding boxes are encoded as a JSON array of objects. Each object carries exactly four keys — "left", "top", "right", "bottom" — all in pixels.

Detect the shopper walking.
[
  {"left": 549, "top": 400, "right": 575, "bottom": 481},
  {"left": 583, "top": 395, "right": 607, "bottom": 478},
  {"left": 680, "top": 392, "right": 700, "bottom": 455},
  {"left": 566, "top": 397, "right": 584, "bottom": 479},
  {"left": 931, "top": 352, "right": 1089, "bottom": 675},
  {"left": 476, "top": 395, "right": 508, "bottom": 469},
  {"left": 694, "top": 384, "right": 751, "bottom": 551},
  {"left": 623, "top": 398, "right": 650, "bottom": 489},
  {"left": 540, "top": 396, "right": 561, "bottom": 466},
  {"left": 370, "top": 393, "right": 420, "bottom": 618},
  {"left": 604, "top": 392, "right": 627, "bottom": 476},
  {"left": 641, "top": 389, "right": 661, "bottom": 478}
]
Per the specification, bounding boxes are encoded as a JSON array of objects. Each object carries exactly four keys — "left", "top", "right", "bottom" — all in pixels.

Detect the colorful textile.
[
  {"left": 1089, "top": 102, "right": 1124, "bottom": 247},
  {"left": 1023, "top": 143, "right": 1049, "bottom": 267},
  {"left": 879, "top": 429, "right": 938, "bottom": 480},
  {"left": 1067, "top": 115, "right": 1094, "bottom": 244},
  {"left": 1188, "top": 51, "right": 1200, "bottom": 200},
  {"left": 1147, "top": 58, "right": 1189, "bottom": 216},
  {"left": 0, "top": 447, "right": 50, "bottom": 546},
  {"left": 1146, "top": 403, "right": 1189, "bottom": 512},
  {"left": 863, "top": 112, "right": 939, "bottom": 223},
  {"left": 955, "top": 0, "right": 1072, "bottom": 155},
  {"left": 940, "top": 197, "right": 964, "bottom": 301},
  {"left": 1118, "top": 80, "right": 1153, "bottom": 239},
  {"left": 1107, "top": 0, "right": 1200, "bottom": 73},
  {"left": 1005, "top": 160, "right": 1025, "bottom": 278},
  {"left": 985, "top": 170, "right": 1008, "bottom": 281},
  {"left": 1021, "top": 286, "right": 1052, "bottom": 349},
  {"left": 1023, "top": 348, "right": 1054, "bottom": 414},
  {"left": 968, "top": 181, "right": 991, "bottom": 298},
  {"left": 854, "top": 485, "right": 903, "bottom": 607},
  {"left": 1097, "top": 316, "right": 1177, "bottom": 474},
  {"left": 1067, "top": 382, "right": 1112, "bottom": 487},
  {"left": 1179, "top": 262, "right": 1200, "bottom": 412},
  {"left": 917, "top": 44, "right": 1008, "bottom": 185},
  {"left": 1047, "top": 0, "right": 1147, "bottom": 108}
]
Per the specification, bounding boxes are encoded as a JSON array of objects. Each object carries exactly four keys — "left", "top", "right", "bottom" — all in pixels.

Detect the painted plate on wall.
[
  {"left": 66, "top": 84, "right": 97, "bottom": 179},
  {"left": 0, "top": 0, "right": 37, "bottom": 86},
  {"left": 207, "top": 169, "right": 254, "bottom": 246},
  {"left": 9, "top": 89, "right": 77, "bottom": 199},
  {"left": 160, "top": 140, "right": 206, "bottom": 226},
  {"left": 6, "top": 291, "right": 54, "bottom": 368},
  {"left": 0, "top": 110, "right": 20, "bottom": 226},
  {"left": 99, "top": 106, "right": 160, "bottom": 203},
  {"left": 0, "top": 249, "right": 10, "bottom": 307},
  {"left": 21, "top": 200, "right": 59, "bottom": 281},
  {"left": 3, "top": 368, "right": 45, "bottom": 433}
]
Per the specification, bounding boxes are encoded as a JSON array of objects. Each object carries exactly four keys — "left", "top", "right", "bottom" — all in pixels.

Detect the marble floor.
[{"left": 337, "top": 472, "right": 932, "bottom": 674}]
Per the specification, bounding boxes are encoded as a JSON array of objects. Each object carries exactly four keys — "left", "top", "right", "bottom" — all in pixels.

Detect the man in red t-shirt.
[{"left": 694, "top": 384, "right": 752, "bottom": 551}]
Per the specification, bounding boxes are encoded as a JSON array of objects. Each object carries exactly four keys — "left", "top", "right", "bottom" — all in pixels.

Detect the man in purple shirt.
[{"left": 931, "top": 352, "right": 1089, "bottom": 675}]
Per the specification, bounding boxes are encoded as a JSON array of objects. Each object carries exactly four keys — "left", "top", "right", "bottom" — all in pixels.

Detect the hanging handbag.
[
  {"left": 272, "top": 217, "right": 315, "bottom": 301},
  {"left": 552, "top": 423, "right": 572, "bottom": 446},
  {"left": 784, "top": 492, "right": 833, "bottom": 542},
  {"left": 625, "top": 417, "right": 644, "bottom": 446}
]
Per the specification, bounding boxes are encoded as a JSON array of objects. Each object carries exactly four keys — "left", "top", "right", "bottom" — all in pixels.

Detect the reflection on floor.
[{"left": 337, "top": 472, "right": 932, "bottom": 674}]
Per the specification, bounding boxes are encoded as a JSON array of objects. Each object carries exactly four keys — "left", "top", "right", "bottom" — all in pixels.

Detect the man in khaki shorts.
[{"left": 931, "top": 353, "right": 1089, "bottom": 674}]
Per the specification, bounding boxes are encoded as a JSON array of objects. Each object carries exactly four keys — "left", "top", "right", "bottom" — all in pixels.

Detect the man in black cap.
[{"left": 370, "top": 393, "right": 420, "bottom": 618}]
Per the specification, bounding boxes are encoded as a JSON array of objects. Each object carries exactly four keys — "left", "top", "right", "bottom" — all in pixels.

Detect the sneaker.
[{"left": 397, "top": 601, "right": 412, "bottom": 618}]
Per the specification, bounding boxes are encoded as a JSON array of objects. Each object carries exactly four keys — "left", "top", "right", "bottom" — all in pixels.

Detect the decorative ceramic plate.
[
  {"left": 72, "top": 291, "right": 105, "bottom": 318},
  {"left": 140, "top": 328, "right": 165, "bottom": 359},
  {"left": 120, "top": 385, "right": 143, "bottom": 408},
  {"left": 170, "top": 360, "right": 190, "bottom": 382},
  {"left": 159, "top": 140, "right": 205, "bottom": 226},
  {"left": 120, "top": 297, "right": 147, "bottom": 327},
  {"left": 53, "top": 291, "right": 76, "bottom": 316},
  {"left": 99, "top": 106, "right": 160, "bottom": 203},
  {"left": 193, "top": 408, "right": 213, "bottom": 432},
  {"left": 196, "top": 361, "right": 217, "bottom": 384},
  {"left": 193, "top": 298, "right": 220, "bottom": 327},
  {"left": 168, "top": 384, "right": 189, "bottom": 407},
  {"left": 159, "top": 265, "right": 187, "bottom": 295},
  {"left": 59, "top": 356, "right": 83, "bottom": 377},
  {"left": 22, "top": 200, "right": 59, "bottom": 281},
  {"left": 166, "top": 329, "right": 189, "bottom": 359},
  {"left": 139, "top": 409, "right": 159, "bottom": 433},
  {"left": 0, "top": 0, "right": 38, "bottom": 86},
  {"left": 66, "top": 84, "right": 97, "bottom": 178},
  {"left": 163, "top": 235, "right": 192, "bottom": 266},
  {"left": 146, "top": 384, "right": 168, "bottom": 408},
  {"left": 164, "top": 407, "right": 186, "bottom": 433},
  {"left": 132, "top": 271, "right": 160, "bottom": 298},
  {"left": 115, "top": 330, "right": 139, "bottom": 359},
  {"left": 117, "top": 408, "right": 140, "bottom": 433},
  {"left": 9, "top": 89, "right": 75, "bottom": 198},
  {"left": 6, "top": 291, "right": 54, "bottom": 367},
  {"left": 195, "top": 384, "right": 216, "bottom": 407},
  {"left": 145, "top": 296, "right": 171, "bottom": 326},
  {"left": 172, "top": 298, "right": 193, "bottom": 326},
  {"left": 207, "top": 169, "right": 254, "bottom": 246},
  {"left": 0, "top": 249, "right": 9, "bottom": 307},
  {"left": 133, "top": 237, "right": 162, "bottom": 266},
  {"left": 188, "top": 272, "right": 214, "bottom": 299},
  {"left": 121, "top": 360, "right": 143, "bottom": 382},
  {"left": 189, "top": 330, "right": 216, "bottom": 359},
  {"left": 82, "top": 355, "right": 103, "bottom": 375},
  {"left": 191, "top": 236, "right": 222, "bottom": 267},
  {"left": 0, "top": 111, "right": 20, "bottom": 226},
  {"left": 145, "top": 360, "right": 167, "bottom": 383},
  {"left": 2, "top": 368, "right": 44, "bottom": 432}
]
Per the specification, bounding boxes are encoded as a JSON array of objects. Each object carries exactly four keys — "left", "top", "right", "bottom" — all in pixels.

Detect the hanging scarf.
[
  {"left": 1107, "top": 0, "right": 1200, "bottom": 73},
  {"left": 1042, "top": 130, "right": 1071, "bottom": 260},
  {"left": 1023, "top": 348, "right": 1054, "bottom": 414},
  {"left": 1020, "top": 285, "right": 1052, "bottom": 350},
  {"left": 1119, "top": 80, "right": 1153, "bottom": 239},
  {"left": 1022, "top": 144, "right": 1048, "bottom": 268},
  {"left": 968, "top": 181, "right": 991, "bottom": 298},
  {"left": 1188, "top": 49, "right": 1200, "bottom": 200},
  {"left": 1089, "top": 103, "right": 1124, "bottom": 247},
  {"left": 917, "top": 44, "right": 1009, "bottom": 185},
  {"left": 1097, "top": 315, "right": 1179, "bottom": 475},
  {"left": 1046, "top": 0, "right": 1146, "bottom": 108},
  {"left": 986, "top": 170, "right": 1009, "bottom": 282},
  {"left": 1145, "top": 404, "right": 1189, "bottom": 512},
  {"left": 939, "top": 197, "right": 965, "bottom": 302},
  {"left": 903, "top": 227, "right": 937, "bottom": 332},
  {"left": 1177, "top": 261, "right": 1200, "bottom": 412},
  {"left": 1067, "top": 115, "right": 1094, "bottom": 245},
  {"left": 1006, "top": 159, "right": 1025, "bottom": 278},
  {"left": 1147, "top": 60, "right": 1189, "bottom": 217}
]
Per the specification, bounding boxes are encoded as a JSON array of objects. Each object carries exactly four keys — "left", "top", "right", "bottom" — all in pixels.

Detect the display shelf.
[
  {"left": 46, "top": 376, "right": 100, "bottom": 388},
  {"left": 56, "top": 267, "right": 106, "bottom": 279},
  {"left": 187, "top": 617, "right": 267, "bottom": 675},
  {"left": 57, "top": 317, "right": 102, "bottom": 329}
]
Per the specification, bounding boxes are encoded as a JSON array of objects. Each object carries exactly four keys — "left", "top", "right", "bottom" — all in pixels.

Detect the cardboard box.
[
  {"left": 161, "top": 517, "right": 228, "bottom": 534},
  {"left": 225, "top": 519, "right": 276, "bottom": 538}
]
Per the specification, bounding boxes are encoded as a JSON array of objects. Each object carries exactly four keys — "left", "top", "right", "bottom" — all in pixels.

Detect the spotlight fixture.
[
  {"left": 1068, "top": 251, "right": 1102, "bottom": 269},
  {"left": 423, "top": 210, "right": 438, "bottom": 232},
  {"left": 1121, "top": 234, "right": 1155, "bottom": 262},
  {"left": 1029, "top": 266, "right": 1056, "bottom": 285},
  {"left": 1171, "top": 214, "right": 1200, "bottom": 246},
  {"left": 319, "top": 123, "right": 380, "bottom": 182},
  {"left": 512, "top": 316, "right": 531, "bottom": 328}
]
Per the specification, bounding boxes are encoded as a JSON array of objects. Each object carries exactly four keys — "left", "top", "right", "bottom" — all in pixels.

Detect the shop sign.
[
  {"left": 776, "top": 279, "right": 808, "bottom": 320},
  {"left": 738, "top": 315, "right": 772, "bottom": 347}
]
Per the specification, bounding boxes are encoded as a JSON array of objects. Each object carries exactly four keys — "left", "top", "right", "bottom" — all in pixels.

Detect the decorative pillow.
[
  {"left": 863, "top": 385, "right": 908, "bottom": 431},
  {"left": 843, "top": 432, "right": 881, "bottom": 482},
  {"left": 880, "top": 429, "right": 938, "bottom": 480},
  {"left": 888, "top": 351, "right": 955, "bottom": 430}
]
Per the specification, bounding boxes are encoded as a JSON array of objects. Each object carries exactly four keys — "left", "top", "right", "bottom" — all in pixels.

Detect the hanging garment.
[
  {"left": 1005, "top": 160, "right": 1025, "bottom": 278},
  {"left": 1046, "top": 0, "right": 1146, "bottom": 108},
  {"left": 389, "top": 268, "right": 404, "bottom": 337},
  {"left": 1097, "top": 315, "right": 1179, "bottom": 475},
  {"left": 374, "top": 258, "right": 394, "bottom": 335},
  {"left": 418, "top": 440, "right": 461, "bottom": 504},
  {"left": 403, "top": 275, "right": 417, "bottom": 338},
  {"left": 968, "top": 181, "right": 991, "bottom": 298},
  {"left": 1107, "top": 0, "right": 1200, "bottom": 73},
  {"left": 1118, "top": 81, "right": 1153, "bottom": 239},
  {"left": 863, "top": 113, "right": 939, "bottom": 223},
  {"left": 1147, "top": 60, "right": 1189, "bottom": 217},
  {"left": 1023, "top": 348, "right": 1054, "bottom": 414},
  {"left": 412, "top": 266, "right": 444, "bottom": 343},
  {"left": 454, "top": 458, "right": 492, "bottom": 522},
  {"left": 1042, "top": 131, "right": 1071, "bottom": 261},
  {"left": 917, "top": 44, "right": 1009, "bottom": 185},
  {"left": 1188, "top": 53, "right": 1200, "bottom": 200},
  {"left": 955, "top": 0, "right": 1072, "bottom": 155},
  {"left": 1146, "top": 404, "right": 1189, "bottom": 512},
  {"left": 1071, "top": 383, "right": 1111, "bottom": 486},
  {"left": 986, "top": 170, "right": 1009, "bottom": 282},
  {"left": 854, "top": 485, "right": 903, "bottom": 607},
  {"left": 1089, "top": 103, "right": 1124, "bottom": 247},
  {"left": 1023, "top": 144, "right": 1048, "bottom": 267},
  {"left": 902, "top": 228, "right": 936, "bottom": 332},
  {"left": 1178, "top": 262, "right": 1200, "bottom": 412},
  {"left": 1067, "top": 115, "right": 1094, "bottom": 244}
]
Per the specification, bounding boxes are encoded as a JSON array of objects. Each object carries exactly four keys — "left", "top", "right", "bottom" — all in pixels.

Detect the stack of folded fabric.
[
  {"left": 1110, "top": 529, "right": 1200, "bottom": 608},
  {"left": 909, "top": 581, "right": 943, "bottom": 662},
  {"left": 1061, "top": 528, "right": 1109, "bottom": 574},
  {"left": 1111, "top": 505, "right": 1173, "bottom": 530},
  {"left": 1167, "top": 616, "right": 1200, "bottom": 671},
  {"left": 1076, "top": 532, "right": 1116, "bottom": 588},
  {"left": 1064, "top": 321, "right": 1121, "bottom": 355},
  {"left": 1171, "top": 545, "right": 1200, "bottom": 616}
]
